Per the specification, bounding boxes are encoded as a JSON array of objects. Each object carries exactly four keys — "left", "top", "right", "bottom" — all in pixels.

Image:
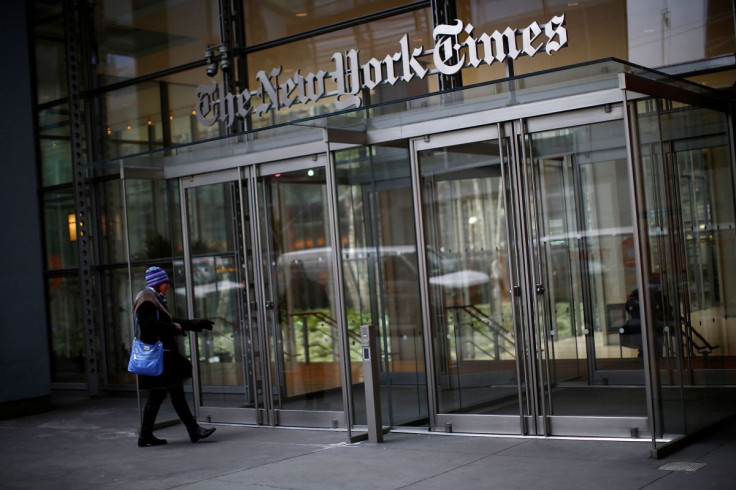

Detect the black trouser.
[{"left": 140, "top": 384, "right": 197, "bottom": 436}]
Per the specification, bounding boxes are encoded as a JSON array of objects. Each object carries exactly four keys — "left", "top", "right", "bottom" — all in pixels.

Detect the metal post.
[
  {"left": 64, "top": 0, "right": 99, "bottom": 396},
  {"left": 361, "top": 325, "right": 383, "bottom": 443}
]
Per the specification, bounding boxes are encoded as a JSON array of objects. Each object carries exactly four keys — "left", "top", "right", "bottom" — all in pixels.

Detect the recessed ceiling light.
[{"left": 295, "top": 12, "right": 307, "bottom": 17}]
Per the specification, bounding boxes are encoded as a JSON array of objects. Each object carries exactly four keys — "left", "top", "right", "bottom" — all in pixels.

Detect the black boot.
[
  {"left": 188, "top": 426, "right": 216, "bottom": 443},
  {"left": 170, "top": 384, "right": 216, "bottom": 443},
  {"left": 138, "top": 400, "right": 168, "bottom": 447},
  {"left": 138, "top": 433, "right": 168, "bottom": 447}
]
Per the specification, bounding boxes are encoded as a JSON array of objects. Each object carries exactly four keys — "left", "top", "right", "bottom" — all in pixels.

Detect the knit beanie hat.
[{"left": 145, "top": 266, "right": 170, "bottom": 289}]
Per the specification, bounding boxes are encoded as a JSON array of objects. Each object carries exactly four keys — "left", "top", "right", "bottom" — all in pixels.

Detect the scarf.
[{"left": 133, "top": 287, "right": 174, "bottom": 322}]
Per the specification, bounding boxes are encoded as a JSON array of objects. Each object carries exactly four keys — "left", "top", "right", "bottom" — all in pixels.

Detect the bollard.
[{"left": 360, "top": 325, "right": 383, "bottom": 443}]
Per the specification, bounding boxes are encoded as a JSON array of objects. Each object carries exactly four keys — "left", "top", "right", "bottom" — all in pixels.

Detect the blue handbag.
[{"left": 128, "top": 314, "right": 164, "bottom": 376}]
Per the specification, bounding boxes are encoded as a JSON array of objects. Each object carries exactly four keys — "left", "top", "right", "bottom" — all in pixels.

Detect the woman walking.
[{"left": 133, "top": 266, "right": 216, "bottom": 447}]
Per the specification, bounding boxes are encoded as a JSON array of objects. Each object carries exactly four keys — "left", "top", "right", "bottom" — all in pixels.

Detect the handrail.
[
  {"left": 288, "top": 310, "right": 363, "bottom": 360},
  {"left": 289, "top": 310, "right": 363, "bottom": 344},
  {"left": 446, "top": 304, "right": 516, "bottom": 360},
  {"left": 446, "top": 305, "right": 515, "bottom": 345},
  {"left": 681, "top": 315, "right": 719, "bottom": 357},
  {"left": 460, "top": 339, "right": 499, "bottom": 360}
]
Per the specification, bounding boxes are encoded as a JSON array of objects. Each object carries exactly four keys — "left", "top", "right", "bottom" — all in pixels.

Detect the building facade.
[{"left": 3, "top": 0, "right": 736, "bottom": 456}]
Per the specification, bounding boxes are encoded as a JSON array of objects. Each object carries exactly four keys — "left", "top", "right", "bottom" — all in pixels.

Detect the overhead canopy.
[{"left": 114, "top": 58, "right": 727, "bottom": 180}]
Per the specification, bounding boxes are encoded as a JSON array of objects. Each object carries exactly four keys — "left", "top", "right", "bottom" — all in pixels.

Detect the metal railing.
[
  {"left": 446, "top": 304, "right": 515, "bottom": 361},
  {"left": 288, "top": 311, "right": 362, "bottom": 362}
]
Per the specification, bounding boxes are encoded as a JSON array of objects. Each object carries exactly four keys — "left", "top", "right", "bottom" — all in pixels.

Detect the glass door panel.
[
  {"left": 525, "top": 118, "right": 648, "bottom": 425},
  {"left": 182, "top": 173, "right": 260, "bottom": 424},
  {"left": 255, "top": 161, "right": 346, "bottom": 427},
  {"left": 416, "top": 130, "right": 523, "bottom": 434},
  {"left": 633, "top": 98, "right": 736, "bottom": 449},
  {"left": 333, "top": 143, "right": 428, "bottom": 429}
]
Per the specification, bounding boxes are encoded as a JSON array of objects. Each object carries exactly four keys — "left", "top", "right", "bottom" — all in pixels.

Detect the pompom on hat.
[{"left": 145, "top": 266, "right": 170, "bottom": 289}]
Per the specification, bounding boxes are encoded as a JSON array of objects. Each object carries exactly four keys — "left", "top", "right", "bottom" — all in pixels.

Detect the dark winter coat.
[{"left": 132, "top": 288, "right": 192, "bottom": 391}]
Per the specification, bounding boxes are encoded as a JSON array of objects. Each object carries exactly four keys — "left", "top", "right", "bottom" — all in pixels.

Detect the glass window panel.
[
  {"left": 246, "top": 8, "right": 436, "bottom": 128},
  {"left": 43, "top": 189, "right": 78, "bottom": 270},
  {"left": 103, "top": 67, "right": 224, "bottom": 159},
  {"left": 39, "top": 104, "right": 72, "bottom": 186},
  {"left": 101, "top": 268, "right": 136, "bottom": 385},
  {"left": 244, "top": 0, "right": 418, "bottom": 46},
  {"left": 125, "top": 179, "right": 180, "bottom": 261},
  {"left": 627, "top": 0, "right": 735, "bottom": 66},
  {"left": 187, "top": 183, "right": 236, "bottom": 254},
  {"left": 48, "top": 275, "right": 84, "bottom": 382},
  {"left": 33, "top": 0, "right": 66, "bottom": 102},
  {"left": 104, "top": 82, "right": 162, "bottom": 158},
  {"left": 457, "top": 0, "right": 627, "bottom": 83},
  {"left": 166, "top": 79, "right": 222, "bottom": 145},
  {"left": 98, "top": 179, "right": 126, "bottom": 264},
  {"left": 94, "top": 0, "right": 220, "bottom": 84},
  {"left": 456, "top": 0, "right": 735, "bottom": 84}
]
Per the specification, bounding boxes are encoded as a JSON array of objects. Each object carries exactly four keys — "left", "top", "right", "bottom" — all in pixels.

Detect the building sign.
[{"left": 195, "top": 14, "right": 568, "bottom": 128}]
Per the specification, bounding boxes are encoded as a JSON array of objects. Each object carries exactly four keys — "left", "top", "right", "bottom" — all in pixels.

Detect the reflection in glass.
[
  {"left": 185, "top": 182, "right": 253, "bottom": 408},
  {"left": 38, "top": 105, "right": 71, "bottom": 187},
  {"left": 48, "top": 275, "right": 84, "bottom": 382},
  {"left": 93, "top": 0, "right": 220, "bottom": 83},
  {"left": 418, "top": 140, "right": 519, "bottom": 416},
  {"left": 457, "top": 0, "right": 734, "bottom": 84},
  {"left": 102, "top": 268, "right": 136, "bottom": 385},
  {"left": 247, "top": 9, "right": 435, "bottom": 128},
  {"left": 103, "top": 69, "right": 224, "bottom": 159},
  {"left": 458, "top": 0, "right": 627, "bottom": 83},
  {"left": 528, "top": 120, "right": 646, "bottom": 417},
  {"left": 335, "top": 144, "right": 428, "bottom": 427},
  {"left": 98, "top": 180, "right": 126, "bottom": 264},
  {"left": 165, "top": 76, "right": 222, "bottom": 144},
  {"left": 635, "top": 99, "right": 736, "bottom": 444},
  {"left": 104, "top": 82, "right": 162, "bottom": 158},
  {"left": 43, "top": 189, "right": 78, "bottom": 270},
  {"left": 32, "top": 1, "right": 66, "bottom": 102},
  {"left": 244, "top": 0, "right": 416, "bottom": 46},
  {"left": 125, "top": 179, "right": 180, "bottom": 261},
  {"left": 258, "top": 167, "right": 344, "bottom": 412},
  {"left": 627, "top": 0, "right": 736, "bottom": 66}
]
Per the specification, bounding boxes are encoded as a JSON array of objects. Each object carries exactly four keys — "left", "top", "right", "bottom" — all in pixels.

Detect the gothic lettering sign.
[{"left": 195, "top": 14, "right": 568, "bottom": 128}]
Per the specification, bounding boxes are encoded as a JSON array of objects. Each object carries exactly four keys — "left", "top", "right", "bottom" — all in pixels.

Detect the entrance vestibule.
[{"left": 122, "top": 61, "right": 736, "bottom": 454}]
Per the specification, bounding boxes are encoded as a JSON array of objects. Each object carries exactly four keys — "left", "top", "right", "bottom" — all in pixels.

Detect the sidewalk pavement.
[{"left": 1, "top": 394, "right": 735, "bottom": 489}]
